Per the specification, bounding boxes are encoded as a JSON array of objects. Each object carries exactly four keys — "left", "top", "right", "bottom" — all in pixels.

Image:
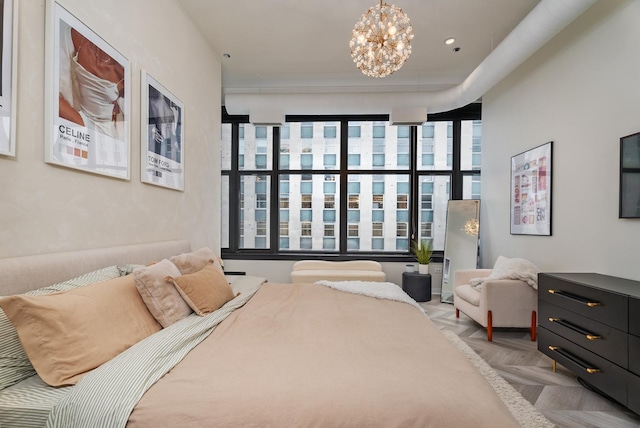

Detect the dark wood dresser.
[{"left": 538, "top": 273, "right": 640, "bottom": 415}]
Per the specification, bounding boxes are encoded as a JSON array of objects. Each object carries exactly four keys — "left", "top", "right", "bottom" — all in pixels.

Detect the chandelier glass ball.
[{"left": 349, "top": 1, "right": 414, "bottom": 78}]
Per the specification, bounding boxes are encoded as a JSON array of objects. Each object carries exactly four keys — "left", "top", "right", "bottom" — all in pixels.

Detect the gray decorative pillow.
[
  {"left": 133, "top": 259, "right": 192, "bottom": 328},
  {"left": 0, "top": 265, "right": 122, "bottom": 391}
]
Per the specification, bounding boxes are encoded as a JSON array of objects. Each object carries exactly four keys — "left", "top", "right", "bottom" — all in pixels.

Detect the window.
[
  {"left": 397, "top": 194, "right": 408, "bottom": 209},
  {"left": 462, "top": 120, "right": 482, "bottom": 170},
  {"left": 373, "top": 125, "right": 385, "bottom": 138},
  {"left": 301, "top": 123, "right": 313, "bottom": 138},
  {"left": 221, "top": 107, "right": 481, "bottom": 256},
  {"left": 255, "top": 126, "right": 267, "bottom": 139},
  {"left": 324, "top": 224, "right": 335, "bottom": 237},
  {"left": 301, "top": 222, "right": 312, "bottom": 236},
  {"left": 324, "top": 154, "right": 336, "bottom": 166},
  {"left": 372, "top": 194, "right": 383, "bottom": 209},
  {"left": 300, "top": 153, "right": 313, "bottom": 169},
  {"left": 325, "top": 194, "right": 335, "bottom": 209},
  {"left": 348, "top": 194, "right": 359, "bottom": 209},
  {"left": 421, "top": 194, "right": 432, "bottom": 210},
  {"left": 281, "top": 125, "right": 290, "bottom": 139},
  {"left": 256, "top": 221, "right": 267, "bottom": 236},
  {"left": 372, "top": 154, "right": 385, "bottom": 167},
  {"left": 324, "top": 126, "right": 337, "bottom": 138},
  {"left": 372, "top": 222, "right": 383, "bottom": 237},
  {"left": 301, "top": 194, "right": 312, "bottom": 209},
  {"left": 280, "top": 221, "right": 289, "bottom": 236},
  {"left": 256, "top": 193, "right": 267, "bottom": 209},
  {"left": 421, "top": 222, "right": 432, "bottom": 238}
]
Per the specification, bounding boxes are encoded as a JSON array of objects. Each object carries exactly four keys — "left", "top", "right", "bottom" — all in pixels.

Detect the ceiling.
[{"left": 176, "top": 0, "right": 541, "bottom": 100}]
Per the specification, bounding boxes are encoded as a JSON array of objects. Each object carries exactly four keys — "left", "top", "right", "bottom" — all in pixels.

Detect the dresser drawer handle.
[
  {"left": 547, "top": 318, "right": 602, "bottom": 340},
  {"left": 548, "top": 346, "right": 601, "bottom": 374},
  {"left": 548, "top": 289, "right": 602, "bottom": 307}
]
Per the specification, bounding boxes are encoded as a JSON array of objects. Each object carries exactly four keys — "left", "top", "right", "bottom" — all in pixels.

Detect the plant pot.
[{"left": 418, "top": 264, "right": 429, "bottom": 275}]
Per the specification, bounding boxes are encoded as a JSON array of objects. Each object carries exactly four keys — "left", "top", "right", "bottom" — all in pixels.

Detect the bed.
[{"left": 0, "top": 241, "right": 522, "bottom": 427}]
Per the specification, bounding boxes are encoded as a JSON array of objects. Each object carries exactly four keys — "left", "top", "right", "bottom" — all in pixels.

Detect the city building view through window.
[{"left": 221, "top": 114, "right": 481, "bottom": 258}]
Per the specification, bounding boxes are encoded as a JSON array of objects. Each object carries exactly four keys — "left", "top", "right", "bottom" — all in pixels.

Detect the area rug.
[{"left": 442, "top": 330, "right": 555, "bottom": 428}]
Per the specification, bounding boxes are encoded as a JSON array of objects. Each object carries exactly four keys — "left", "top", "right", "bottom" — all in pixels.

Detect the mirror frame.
[{"left": 441, "top": 199, "right": 480, "bottom": 303}]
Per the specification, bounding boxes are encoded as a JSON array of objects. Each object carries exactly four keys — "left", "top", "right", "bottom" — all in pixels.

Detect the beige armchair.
[{"left": 453, "top": 269, "right": 537, "bottom": 342}]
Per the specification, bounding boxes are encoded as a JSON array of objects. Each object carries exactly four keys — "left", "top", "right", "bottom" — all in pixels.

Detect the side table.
[{"left": 402, "top": 272, "right": 432, "bottom": 302}]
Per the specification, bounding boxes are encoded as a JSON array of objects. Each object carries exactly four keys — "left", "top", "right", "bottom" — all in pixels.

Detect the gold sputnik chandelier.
[
  {"left": 462, "top": 218, "right": 480, "bottom": 236},
  {"left": 349, "top": 0, "right": 414, "bottom": 78}
]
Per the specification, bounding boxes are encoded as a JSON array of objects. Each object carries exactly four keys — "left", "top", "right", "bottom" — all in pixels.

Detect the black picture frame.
[{"left": 620, "top": 132, "right": 640, "bottom": 218}]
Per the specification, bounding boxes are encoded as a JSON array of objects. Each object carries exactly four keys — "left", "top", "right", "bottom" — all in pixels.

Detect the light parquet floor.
[{"left": 420, "top": 299, "right": 640, "bottom": 428}]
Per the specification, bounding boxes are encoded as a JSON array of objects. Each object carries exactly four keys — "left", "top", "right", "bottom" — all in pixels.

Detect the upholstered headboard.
[{"left": 0, "top": 240, "right": 191, "bottom": 296}]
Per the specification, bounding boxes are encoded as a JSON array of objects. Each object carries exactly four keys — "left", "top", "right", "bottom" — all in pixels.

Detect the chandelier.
[
  {"left": 462, "top": 218, "right": 480, "bottom": 236},
  {"left": 349, "top": 1, "right": 414, "bottom": 78}
]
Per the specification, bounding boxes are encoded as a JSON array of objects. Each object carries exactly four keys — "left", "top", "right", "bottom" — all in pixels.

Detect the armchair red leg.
[
  {"left": 455, "top": 308, "right": 460, "bottom": 318},
  {"left": 531, "top": 311, "right": 537, "bottom": 341},
  {"left": 487, "top": 310, "right": 493, "bottom": 342}
]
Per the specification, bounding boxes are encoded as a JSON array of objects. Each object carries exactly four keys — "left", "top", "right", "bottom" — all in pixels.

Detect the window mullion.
[
  {"left": 339, "top": 120, "right": 349, "bottom": 253},
  {"left": 409, "top": 125, "right": 418, "bottom": 242},
  {"left": 228, "top": 123, "right": 240, "bottom": 252},
  {"left": 269, "top": 126, "right": 280, "bottom": 253},
  {"left": 451, "top": 120, "right": 463, "bottom": 199}
]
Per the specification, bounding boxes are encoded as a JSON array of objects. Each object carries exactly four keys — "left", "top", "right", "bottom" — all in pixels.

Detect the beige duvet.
[{"left": 127, "top": 283, "right": 520, "bottom": 427}]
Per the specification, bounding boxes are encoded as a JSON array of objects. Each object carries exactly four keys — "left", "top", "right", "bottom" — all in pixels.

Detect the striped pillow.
[{"left": 0, "top": 265, "right": 121, "bottom": 390}]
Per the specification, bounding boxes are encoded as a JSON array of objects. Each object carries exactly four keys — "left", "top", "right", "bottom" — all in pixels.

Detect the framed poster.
[
  {"left": 0, "top": 0, "right": 18, "bottom": 156},
  {"left": 620, "top": 132, "right": 640, "bottom": 218},
  {"left": 140, "top": 71, "right": 184, "bottom": 191},
  {"left": 510, "top": 142, "right": 552, "bottom": 235},
  {"left": 44, "top": 0, "right": 131, "bottom": 179}
]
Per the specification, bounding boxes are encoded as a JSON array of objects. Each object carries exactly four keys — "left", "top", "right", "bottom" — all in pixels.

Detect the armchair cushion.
[
  {"left": 454, "top": 284, "right": 480, "bottom": 306},
  {"left": 469, "top": 256, "right": 540, "bottom": 290}
]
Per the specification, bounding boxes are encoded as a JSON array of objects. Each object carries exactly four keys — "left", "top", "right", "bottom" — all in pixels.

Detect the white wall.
[
  {"left": 0, "top": 0, "right": 221, "bottom": 258},
  {"left": 481, "top": 0, "right": 640, "bottom": 280}
]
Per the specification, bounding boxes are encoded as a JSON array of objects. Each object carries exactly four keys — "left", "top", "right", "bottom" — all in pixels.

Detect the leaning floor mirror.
[{"left": 441, "top": 200, "right": 480, "bottom": 303}]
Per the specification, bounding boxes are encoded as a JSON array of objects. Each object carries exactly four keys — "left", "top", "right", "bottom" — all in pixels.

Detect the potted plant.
[{"left": 411, "top": 239, "right": 432, "bottom": 274}]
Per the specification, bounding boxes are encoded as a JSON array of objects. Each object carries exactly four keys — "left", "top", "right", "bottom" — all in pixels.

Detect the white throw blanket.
[
  {"left": 314, "top": 280, "right": 424, "bottom": 313},
  {"left": 469, "top": 256, "right": 540, "bottom": 290}
]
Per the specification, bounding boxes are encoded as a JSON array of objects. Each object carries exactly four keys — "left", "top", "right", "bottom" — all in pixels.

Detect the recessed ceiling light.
[{"left": 444, "top": 37, "right": 455, "bottom": 45}]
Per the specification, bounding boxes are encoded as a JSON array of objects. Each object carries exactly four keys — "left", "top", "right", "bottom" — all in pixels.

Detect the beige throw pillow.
[
  {"left": 0, "top": 265, "right": 122, "bottom": 391},
  {"left": 170, "top": 247, "right": 222, "bottom": 275},
  {"left": 133, "top": 259, "right": 193, "bottom": 328},
  {"left": 166, "top": 264, "right": 235, "bottom": 316},
  {"left": 0, "top": 275, "right": 162, "bottom": 387}
]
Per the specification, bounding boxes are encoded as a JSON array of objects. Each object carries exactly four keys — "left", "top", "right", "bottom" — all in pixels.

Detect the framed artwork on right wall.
[
  {"left": 510, "top": 141, "right": 553, "bottom": 236},
  {"left": 620, "top": 132, "right": 640, "bottom": 218}
]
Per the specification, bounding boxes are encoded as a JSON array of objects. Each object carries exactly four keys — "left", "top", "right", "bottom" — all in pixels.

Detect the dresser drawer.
[
  {"left": 630, "top": 297, "right": 640, "bottom": 337},
  {"left": 538, "top": 327, "right": 628, "bottom": 405},
  {"left": 539, "top": 274, "right": 627, "bottom": 331},
  {"left": 539, "top": 301, "right": 628, "bottom": 368},
  {"left": 629, "top": 372, "right": 640, "bottom": 415},
  {"left": 630, "top": 335, "right": 640, "bottom": 376}
]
